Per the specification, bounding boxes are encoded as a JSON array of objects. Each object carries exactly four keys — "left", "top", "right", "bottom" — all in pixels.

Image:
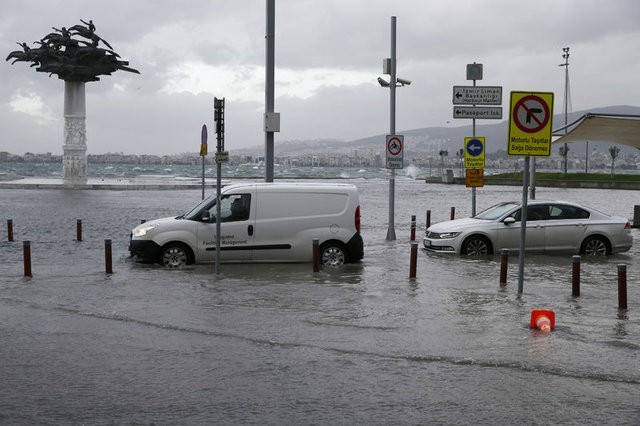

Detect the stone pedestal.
[{"left": 63, "top": 81, "right": 87, "bottom": 184}]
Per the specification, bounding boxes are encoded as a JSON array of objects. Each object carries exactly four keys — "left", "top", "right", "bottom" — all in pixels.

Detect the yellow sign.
[
  {"left": 464, "top": 137, "right": 485, "bottom": 169},
  {"left": 465, "top": 168, "right": 484, "bottom": 187},
  {"left": 508, "top": 91, "right": 554, "bottom": 156}
]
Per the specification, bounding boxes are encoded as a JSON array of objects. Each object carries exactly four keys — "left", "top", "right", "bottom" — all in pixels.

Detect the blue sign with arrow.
[{"left": 464, "top": 136, "right": 485, "bottom": 168}]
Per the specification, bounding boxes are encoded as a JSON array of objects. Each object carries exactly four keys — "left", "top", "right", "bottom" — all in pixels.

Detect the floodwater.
[{"left": 1, "top": 178, "right": 639, "bottom": 425}]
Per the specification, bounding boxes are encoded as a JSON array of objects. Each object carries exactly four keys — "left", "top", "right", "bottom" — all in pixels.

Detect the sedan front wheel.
[{"left": 461, "top": 235, "right": 492, "bottom": 256}]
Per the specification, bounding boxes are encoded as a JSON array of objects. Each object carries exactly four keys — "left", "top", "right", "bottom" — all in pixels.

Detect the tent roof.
[{"left": 552, "top": 113, "right": 640, "bottom": 148}]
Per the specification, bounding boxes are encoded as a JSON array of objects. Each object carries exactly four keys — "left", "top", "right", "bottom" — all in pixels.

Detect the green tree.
[{"left": 609, "top": 145, "right": 620, "bottom": 176}]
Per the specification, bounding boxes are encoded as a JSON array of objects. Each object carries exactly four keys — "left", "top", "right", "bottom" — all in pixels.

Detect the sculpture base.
[{"left": 63, "top": 81, "right": 88, "bottom": 185}]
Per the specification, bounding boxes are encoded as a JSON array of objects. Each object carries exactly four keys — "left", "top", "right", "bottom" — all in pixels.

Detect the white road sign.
[
  {"left": 453, "top": 86, "right": 502, "bottom": 105},
  {"left": 453, "top": 106, "right": 503, "bottom": 120}
]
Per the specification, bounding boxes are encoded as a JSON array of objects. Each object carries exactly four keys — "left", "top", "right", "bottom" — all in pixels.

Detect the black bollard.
[
  {"left": 7, "top": 219, "right": 13, "bottom": 242},
  {"left": 618, "top": 264, "right": 627, "bottom": 310},
  {"left": 572, "top": 255, "right": 581, "bottom": 297},
  {"left": 426, "top": 210, "right": 431, "bottom": 229},
  {"left": 450, "top": 207, "right": 455, "bottom": 220},
  {"left": 312, "top": 238, "right": 320, "bottom": 273},
  {"left": 105, "top": 239, "right": 113, "bottom": 275},
  {"left": 23, "top": 240, "right": 32, "bottom": 278},
  {"left": 409, "top": 243, "right": 418, "bottom": 278},
  {"left": 76, "top": 219, "right": 82, "bottom": 242},
  {"left": 633, "top": 205, "right": 640, "bottom": 228},
  {"left": 410, "top": 215, "right": 416, "bottom": 241},
  {"left": 499, "top": 249, "right": 509, "bottom": 286}
]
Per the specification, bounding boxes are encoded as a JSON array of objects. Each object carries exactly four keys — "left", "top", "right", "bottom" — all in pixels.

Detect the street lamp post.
[
  {"left": 378, "top": 16, "right": 411, "bottom": 241},
  {"left": 559, "top": 47, "right": 570, "bottom": 174}
]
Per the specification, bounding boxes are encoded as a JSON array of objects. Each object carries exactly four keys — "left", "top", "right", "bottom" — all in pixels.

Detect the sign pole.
[
  {"left": 518, "top": 156, "right": 530, "bottom": 294},
  {"left": 471, "top": 78, "right": 477, "bottom": 216},
  {"left": 214, "top": 97, "right": 225, "bottom": 275},
  {"left": 507, "top": 90, "right": 554, "bottom": 294},
  {"left": 200, "top": 124, "right": 208, "bottom": 200}
]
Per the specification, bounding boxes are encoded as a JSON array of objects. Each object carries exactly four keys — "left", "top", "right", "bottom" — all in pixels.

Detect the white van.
[{"left": 129, "top": 182, "right": 364, "bottom": 267}]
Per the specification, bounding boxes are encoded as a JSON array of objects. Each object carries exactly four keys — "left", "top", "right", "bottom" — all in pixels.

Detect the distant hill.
[{"left": 234, "top": 105, "right": 640, "bottom": 157}]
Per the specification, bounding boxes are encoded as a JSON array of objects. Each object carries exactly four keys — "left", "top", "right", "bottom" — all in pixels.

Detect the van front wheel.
[
  {"left": 159, "top": 243, "right": 192, "bottom": 268},
  {"left": 320, "top": 242, "right": 348, "bottom": 266}
]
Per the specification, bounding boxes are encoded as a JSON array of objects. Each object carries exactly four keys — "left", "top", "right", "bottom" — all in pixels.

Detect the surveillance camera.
[
  {"left": 377, "top": 77, "right": 390, "bottom": 87},
  {"left": 396, "top": 77, "right": 412, "bottom": 86}
]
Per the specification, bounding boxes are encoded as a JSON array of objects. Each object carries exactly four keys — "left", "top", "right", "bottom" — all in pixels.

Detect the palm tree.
[
  {"left": 438, "top": 149, "right": 448, "bottom": 176},
  {"left": 559, "top": 145, "right": 569, "bottom": 174},
  {"left": 609, "top": 146, "right": 620, "bottom": 177}
]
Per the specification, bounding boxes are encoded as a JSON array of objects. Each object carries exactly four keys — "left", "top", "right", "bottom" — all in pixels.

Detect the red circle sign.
[
  {"left": 387, "top": 137, "right": 403, "bottom": 156},
  {"left": 512, "top": 95, "right": 550, "bottom": 133}
]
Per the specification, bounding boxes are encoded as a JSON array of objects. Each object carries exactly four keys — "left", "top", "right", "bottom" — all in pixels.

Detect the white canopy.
[{"left": 552, "top": 114, "right": 640, "bottom": 149}]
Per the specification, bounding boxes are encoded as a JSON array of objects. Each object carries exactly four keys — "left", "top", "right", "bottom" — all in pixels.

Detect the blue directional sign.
[{"left": 464, "top": 136, "right": 485, "bottom": 168}]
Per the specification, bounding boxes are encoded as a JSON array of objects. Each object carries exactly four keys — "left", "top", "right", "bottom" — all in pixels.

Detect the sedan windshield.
[{"left": 474, "top": 202, "right": 519, "bottom": 220}]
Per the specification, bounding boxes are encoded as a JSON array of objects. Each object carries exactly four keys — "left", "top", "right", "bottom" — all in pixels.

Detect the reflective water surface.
[{"left": 1, "top": 179, "right": 638, "bottom": 425}]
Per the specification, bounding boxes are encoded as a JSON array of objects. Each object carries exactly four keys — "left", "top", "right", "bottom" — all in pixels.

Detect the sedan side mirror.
[{"left": 503, "top": 217, "right": 516, "bottom": 225}]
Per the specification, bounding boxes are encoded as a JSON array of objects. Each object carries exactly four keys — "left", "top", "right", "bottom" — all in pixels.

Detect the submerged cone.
[{"left": 530, "top": 309, "right": 555, "bottom": 333}]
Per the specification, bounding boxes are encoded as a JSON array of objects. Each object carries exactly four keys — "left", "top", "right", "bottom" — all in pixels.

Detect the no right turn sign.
[{"left": 508, "top": 91, "right": 554, "bottom": 156}]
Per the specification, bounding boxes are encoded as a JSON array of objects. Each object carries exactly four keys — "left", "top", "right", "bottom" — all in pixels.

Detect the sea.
[{"left": 0, "top": 161, "right": 639, "bottom": 425}]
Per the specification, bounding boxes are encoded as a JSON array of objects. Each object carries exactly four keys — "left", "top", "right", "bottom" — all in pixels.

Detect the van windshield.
[
  {"left": 183, "top": 195, "right": 216, "bottom": 220},
  {"left": 182, "top": 193, "right": 251, "bottom": 222}
]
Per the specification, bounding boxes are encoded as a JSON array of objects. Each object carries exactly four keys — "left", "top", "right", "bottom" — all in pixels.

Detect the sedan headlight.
[
  {"left": 133, "top": 223, "right": 158, "bottom": 237},
  {"left": 436, "top": 231, "right": 461, "bottom": 239}
]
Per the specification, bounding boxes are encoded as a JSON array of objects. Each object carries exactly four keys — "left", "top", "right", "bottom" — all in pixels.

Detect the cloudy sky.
[{"left": 2, "top": 0, "right": 639, "bottom": 156}]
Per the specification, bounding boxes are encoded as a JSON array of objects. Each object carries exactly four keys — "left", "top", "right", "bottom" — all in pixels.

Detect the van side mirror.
[
  {"left": 503, "top": 217, "right": 516, "bottom": 225},
  {"left": 201, "top": 210, "right": 211, "bottom": 222}
]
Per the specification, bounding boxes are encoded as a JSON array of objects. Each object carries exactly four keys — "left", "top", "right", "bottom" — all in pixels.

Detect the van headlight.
[{"left": 133, "top": 223, "right": 158, "bottom": 237}]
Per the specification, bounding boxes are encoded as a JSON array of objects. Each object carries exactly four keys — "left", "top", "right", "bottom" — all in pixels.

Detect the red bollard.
[
  {"left": 23, "top": 240, "right": 32, "bottom": 278},
  {"left": 7, "top": 219, "right": 13, "bottom": 242},
  {"left": 409, "top": 243, "right": 418, "bottom": 278},
  {"left": 450, "top": 206, "right": 455, "bottom": 220},
  {"left": 572, "top": 255, "right": 580, "bottom": 297},
  {"left": 312, "top": 238, "right": 320, "bottom": 272},
  {"left": 105, "top": 239, "right": 113, "bottom": 275},
  {"left": 426, "top": 210, "right": 431, "bottom": 229},
  {"left": 76, "top": 219, "right": 82, "bottom": 242},
  {"left": 618, "top": 264, "right": 627, "bottom": 310},
  {"left": 499, "top": 249, "right": 509, "bottom": 286},
  {"left": 410, "top": 215, "right": 416, "bottom": 241}
]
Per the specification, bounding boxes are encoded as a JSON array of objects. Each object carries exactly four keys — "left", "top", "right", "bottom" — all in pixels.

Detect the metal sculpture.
[
  {"left": 6, "top": 20, "right": 138, "bottom": 82},
  {"left": 6, "top": 21, "right": 139, "bottom": 184}
]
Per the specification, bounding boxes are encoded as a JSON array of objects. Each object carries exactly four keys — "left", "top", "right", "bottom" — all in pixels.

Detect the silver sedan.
[{"left": 423, "top": 200, "right": 633, "bottom": 256}]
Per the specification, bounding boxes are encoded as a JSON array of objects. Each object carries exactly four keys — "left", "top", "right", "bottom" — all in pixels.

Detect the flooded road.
[{"left": 1, "top": 179, "right": 638, "bottom": 424}]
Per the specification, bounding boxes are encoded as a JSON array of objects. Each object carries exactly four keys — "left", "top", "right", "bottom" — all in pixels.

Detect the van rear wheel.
[
  {"left": 320, "top": 242, "right": 348, "bottom": 267},
  {"left": 160, "top": 243, "right": 192, "bottom": 268}
]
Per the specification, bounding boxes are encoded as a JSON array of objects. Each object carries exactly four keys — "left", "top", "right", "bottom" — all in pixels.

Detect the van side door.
[{"left": 195, "top": 191, "right": 255, "bottom": 262}]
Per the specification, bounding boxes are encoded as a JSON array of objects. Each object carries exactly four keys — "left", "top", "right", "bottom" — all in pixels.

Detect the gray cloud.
[{"left": 2, "top": 0, "right": 640, "bottom": 155}]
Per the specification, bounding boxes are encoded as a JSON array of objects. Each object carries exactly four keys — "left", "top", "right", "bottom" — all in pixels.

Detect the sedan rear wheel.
[
  {"left": 581, "top": 236, "right": 610, "bottom": 256},
  {"left": 461, "top": 235, "right": 492, "bottom": 256}
]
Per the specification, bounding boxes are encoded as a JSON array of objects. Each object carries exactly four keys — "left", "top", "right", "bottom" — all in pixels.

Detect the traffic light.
[{"left": 214, "top": 97, "right": 225, "bottom": 147}]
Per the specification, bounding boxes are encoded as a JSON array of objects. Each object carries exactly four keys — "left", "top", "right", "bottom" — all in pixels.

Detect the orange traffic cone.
[{"left": 530, "top": 309, "right": 555, "bottom": 333}]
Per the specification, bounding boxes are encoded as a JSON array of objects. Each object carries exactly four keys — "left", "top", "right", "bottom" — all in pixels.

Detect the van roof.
[{"left": 223, "top": 181, "right": 358, "bottom": 192}]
